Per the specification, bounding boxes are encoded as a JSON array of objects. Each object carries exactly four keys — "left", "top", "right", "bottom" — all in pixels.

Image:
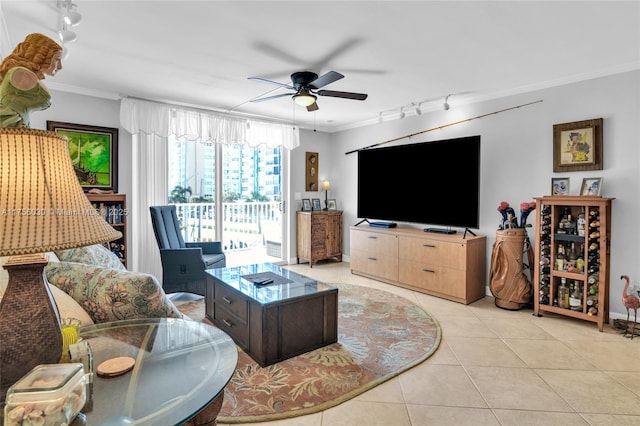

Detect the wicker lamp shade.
[
  {"left": 0, "top": 128, "right": 121, "bottom": 255},
  {"left": 0, "top": 128, "right": 121, "bottom": 400}
]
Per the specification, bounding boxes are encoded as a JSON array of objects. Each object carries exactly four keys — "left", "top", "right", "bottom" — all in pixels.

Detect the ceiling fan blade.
[
  {"left": 248, "top": 77, "right": 294, "bottom": 90},
  {"left": 317, "top": 90, "right": 368, "bottom": 101},
  {"left": 250, "top": 92, "right": 293, "bottom": 103},
  {"left": 309, "top": 71, "right": 344, "bottom": 89},
  {"left": 307, "top": 102, "right": 319, "bottom": 112}
]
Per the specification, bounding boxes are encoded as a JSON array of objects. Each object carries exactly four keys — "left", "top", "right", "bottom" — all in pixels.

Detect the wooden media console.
[{"left": 350, "top": 226, "right": 486, "bottom": 304}]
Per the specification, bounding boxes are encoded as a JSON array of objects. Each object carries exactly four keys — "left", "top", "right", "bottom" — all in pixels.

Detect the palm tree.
[{"left": 169, "top": 185, "right": 192, "bottom": 203}]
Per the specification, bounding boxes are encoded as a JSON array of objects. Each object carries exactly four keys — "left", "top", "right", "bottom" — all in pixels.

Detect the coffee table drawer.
[
  {"left": 213, "top": 305, "right": 249, "bottom": 347},
  {"left": 214, "top": 281, "right": 248, "bottom": 320}
]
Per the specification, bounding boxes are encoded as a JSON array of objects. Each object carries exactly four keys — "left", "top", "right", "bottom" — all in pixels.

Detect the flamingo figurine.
[{"left": 621, "top": 275, "right": 640, "bottom": 339}]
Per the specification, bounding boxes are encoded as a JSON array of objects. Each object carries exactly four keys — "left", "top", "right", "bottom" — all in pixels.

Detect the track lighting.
[
  {"left": 414, "top": 102, "right": 422, "bottom": 115},
  {"left": 377, "top": 112, "right": 383, "bottom": 124},
  {"left": 59, "top": 0, "right": 82, "bottom": 26},
  {"left": 443, "top": 95, "right": 451, "bottom": 111},
  {"left": 399, "top": 107, "right": 405, "bottom": 119},
  {"left": 58, "top": 25, "right": 77, "bottom": 43}
]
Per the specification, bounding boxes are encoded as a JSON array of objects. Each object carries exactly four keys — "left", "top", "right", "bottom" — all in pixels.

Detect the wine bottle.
[
  {"left": 568, "top": 242, "right": 579, "bottom": 271},
  {"left": 556, "top": 244, "right": 565, "bottom": 271},
  {"left": 569, "top": 281, "right": 583, "bottom": 311},
  {"left": 559, "top": 278, "right": 568, "bottom": 309}
]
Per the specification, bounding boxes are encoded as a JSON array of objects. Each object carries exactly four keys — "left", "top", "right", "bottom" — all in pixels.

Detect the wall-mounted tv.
[{"left": 357, "top": 135, "right": 480, "bottom": 232}]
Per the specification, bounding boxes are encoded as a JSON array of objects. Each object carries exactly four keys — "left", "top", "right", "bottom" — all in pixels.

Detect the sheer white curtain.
[{"left": 120, "top": 98, "right": 299, "bottom": 277}]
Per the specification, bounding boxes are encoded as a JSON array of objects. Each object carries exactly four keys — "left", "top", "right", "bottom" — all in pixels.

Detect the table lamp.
[
  {"left": 322, "top": 180, "right": 331, "bottom": 211},
  {"left": 0, "top": 128, "right": 122, "bottom": 399}
]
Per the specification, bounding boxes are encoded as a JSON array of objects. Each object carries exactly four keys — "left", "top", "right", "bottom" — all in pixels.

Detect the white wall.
[
  {"left": 328, "top": 70, "right": 639, "bottom": 319},
  {"left": 36, "top": 70, "right": 639, "bottom": 319}
]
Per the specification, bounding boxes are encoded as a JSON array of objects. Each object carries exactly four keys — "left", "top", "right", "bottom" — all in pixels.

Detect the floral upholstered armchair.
[{"left": 0, "top": 244, "right": 184, "bottom": 328}]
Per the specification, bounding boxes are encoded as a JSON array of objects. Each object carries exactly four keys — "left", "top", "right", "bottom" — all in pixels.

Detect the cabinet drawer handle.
[
  {"left": 222, "top": 319, "right": 233, "bottom": 327},
  {"left": 368, "top": 236, "right": 378, "bottom": 239},
  {"left": 423, "top": 244, "right": 436, "bottom": 248},
  {"left": 368, "top": 257, "right": 377, "bottom": 261},
  {"left": 422, "top": 268, "right": 435, "bottom": 273},
  {"left": 222, "top": 297, "right": 232, "bottom": 304}
]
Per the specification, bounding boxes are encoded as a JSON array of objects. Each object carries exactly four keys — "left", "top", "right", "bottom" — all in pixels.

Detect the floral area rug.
[{"left": 175, "top": 282, "right": 441, "bottom": 423}]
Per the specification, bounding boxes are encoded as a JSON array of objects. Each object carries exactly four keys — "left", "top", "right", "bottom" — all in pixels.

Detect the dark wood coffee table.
[{"left": 205, "top": 263, "right": 338, "bottom": 366}]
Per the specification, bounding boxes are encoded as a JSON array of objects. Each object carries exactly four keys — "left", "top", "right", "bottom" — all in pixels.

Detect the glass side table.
[{"left": 77, "top": 318, "right": 237, "bottom": 425}]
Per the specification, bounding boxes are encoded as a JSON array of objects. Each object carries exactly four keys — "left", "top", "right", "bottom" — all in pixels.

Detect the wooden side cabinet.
[
  {"left": 86, "top": 193, "right": 128, "bottom": 268},
  {"left": 533, "top": 196, "right": 613, "bottom": 331},
  {"left": 296, "top": 211, "right": 343, "bottom": 267}
]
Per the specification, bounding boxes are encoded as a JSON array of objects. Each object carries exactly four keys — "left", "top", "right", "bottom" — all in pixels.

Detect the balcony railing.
[{"left": 172, "top": 202, "right": 282, "bottom": 260}]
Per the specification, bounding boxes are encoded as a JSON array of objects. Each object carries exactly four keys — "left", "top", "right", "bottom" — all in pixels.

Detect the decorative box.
[{"left": 4, "top": 363, "right": 86, "bottom": 426}]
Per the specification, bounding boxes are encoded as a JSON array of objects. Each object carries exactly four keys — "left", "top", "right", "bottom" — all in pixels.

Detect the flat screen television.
[{"left": 357, "top": 135, "right": 480, "bottom": 232}]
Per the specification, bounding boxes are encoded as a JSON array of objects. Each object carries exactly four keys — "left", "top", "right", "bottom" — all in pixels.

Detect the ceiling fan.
[{"left": 248, "top": 70, "right": 368, "bottom": 111}]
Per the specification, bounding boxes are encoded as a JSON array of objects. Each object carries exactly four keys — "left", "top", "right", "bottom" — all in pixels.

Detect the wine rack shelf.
[{"left": 533, "top": 196, "right": 613, "bottom": 331}]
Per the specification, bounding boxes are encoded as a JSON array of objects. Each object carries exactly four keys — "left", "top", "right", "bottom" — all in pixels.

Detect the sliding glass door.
[{"left": 167, "top": 136, "right": 285, "bottom": 267}]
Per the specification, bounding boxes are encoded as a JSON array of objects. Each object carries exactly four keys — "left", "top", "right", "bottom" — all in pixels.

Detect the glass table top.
[
  {"left": 205, "top": 263, "right": 337, "bottom": 305},
  {"left": 78, "top": 318, "right": 237, "bottom": 425}
]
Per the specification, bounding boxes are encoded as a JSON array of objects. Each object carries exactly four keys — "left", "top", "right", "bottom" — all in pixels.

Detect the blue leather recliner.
[{"left": 149, "top": 205, "right": 226, "bottom": 295}]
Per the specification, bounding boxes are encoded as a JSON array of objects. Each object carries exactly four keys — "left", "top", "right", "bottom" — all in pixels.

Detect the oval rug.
[{"left": 214, "top": 282, "right": 441, "bottom": 423}]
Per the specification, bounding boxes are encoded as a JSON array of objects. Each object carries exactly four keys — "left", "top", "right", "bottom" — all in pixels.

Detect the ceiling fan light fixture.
[{"left": 293, "top": 93, "right": 317, "bottom": 107}]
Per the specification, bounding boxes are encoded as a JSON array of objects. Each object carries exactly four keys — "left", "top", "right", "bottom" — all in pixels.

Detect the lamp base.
[{"left": 0, "top": 254, "right": 62, "bottom": 403}]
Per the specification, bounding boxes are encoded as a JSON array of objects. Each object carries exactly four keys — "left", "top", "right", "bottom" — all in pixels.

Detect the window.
[{"left": 168, "top": 135, "right": 283, "bottom": 265}]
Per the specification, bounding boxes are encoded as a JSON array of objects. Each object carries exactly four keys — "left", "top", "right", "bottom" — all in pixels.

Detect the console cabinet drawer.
[
  {"left": 399, "top": 260, "right": 466, "bottom": 299},
  {"left": 399, "top": 236, "right": 466, "bottom": 269},
  {"left": 350, "top": 229, "right": 398, "bottom": 257},
  {"left": 350, "top": 248, "right": 398, "bottom": 282}
]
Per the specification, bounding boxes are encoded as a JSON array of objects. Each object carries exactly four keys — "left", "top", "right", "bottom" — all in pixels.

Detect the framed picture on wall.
[
  {"left": 553, "top": 118, "right": 603, "bottom": 172},
  {"left": 302, "top": 198, "right": 312, "bottom": 211},
  {"left": 47, "top": 121, "right": 119, "bottom": 192},
  {"left": 312, "top": 198, "right": 322, "bottom": 211},
  {"left": 306, "top": 152, "right": 318, "bottom": 191}
]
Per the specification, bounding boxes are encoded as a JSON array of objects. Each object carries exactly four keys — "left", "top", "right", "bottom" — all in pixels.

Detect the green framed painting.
[{"left": 47, "top": 121, "right": 119, "bottom": 192}]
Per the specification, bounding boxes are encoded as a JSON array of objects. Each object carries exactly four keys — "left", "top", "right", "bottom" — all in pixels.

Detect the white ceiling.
[{"left": 2, "top": 1, "right": 639, "bottom": 132}]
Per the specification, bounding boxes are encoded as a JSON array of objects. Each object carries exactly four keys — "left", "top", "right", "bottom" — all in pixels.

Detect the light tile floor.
[{"left": 218, "top": 261, "right": 640, "bottom": 426}]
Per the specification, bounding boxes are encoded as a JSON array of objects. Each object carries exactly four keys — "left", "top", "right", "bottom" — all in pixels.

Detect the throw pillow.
[
  {"left": 49, "top": 285, "right": 95, "bottom": 326},
  {"left": 45, "top": 261, "right": 183, "bottom": 324},
  {"left": 55, "top": 244, "right": 126, "bottom": 271}
]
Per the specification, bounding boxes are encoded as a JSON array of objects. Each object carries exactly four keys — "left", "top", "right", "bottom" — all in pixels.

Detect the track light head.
[
  {"left": 443, "top": 95, "right": 451, "bottom": 111},
  {"left": 399, "top": 107, "right": 405, "bottom": 119},
  {"left": 58, "top": 27, "right": 77, "bottom": 43},
  {"left": 414, "top": 102, "right": 422, "bottom": 115},
  {"left": 63, "top": 10, "right": 82, "bottom": 26},
  {"left": 59, "top": 0, "right": 82, "bottom": 26}
]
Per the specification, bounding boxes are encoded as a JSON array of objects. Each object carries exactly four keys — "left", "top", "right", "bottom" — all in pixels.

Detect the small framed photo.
[
  {"left": 581, "top": 177, "right": 602, "bottom": 196},
  {"left": 327, "top": 199, "right": 337, "bottom": 210},
  {"left": 312, "top": 198, "right": 322, "bottom": 211},
  {"left": 551, "top": 177, "right": 570, "bottom": 195},
  {"left": 302, "top": 198, "right": 312, "bottom": 211}
]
